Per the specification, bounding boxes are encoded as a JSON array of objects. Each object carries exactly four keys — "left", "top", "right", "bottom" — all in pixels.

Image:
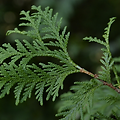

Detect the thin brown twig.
[{"left": 80, "top": 68, "right": 120, "bottom": 94}]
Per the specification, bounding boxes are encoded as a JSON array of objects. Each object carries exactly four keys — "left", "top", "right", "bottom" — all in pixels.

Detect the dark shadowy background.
[{"left": 0, "top": 0, "right": 120, "bottom": 119}]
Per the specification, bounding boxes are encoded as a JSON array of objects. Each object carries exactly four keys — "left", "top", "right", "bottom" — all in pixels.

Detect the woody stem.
[{"left": 79, "top": 68, "right": 120, "bottom": 94}]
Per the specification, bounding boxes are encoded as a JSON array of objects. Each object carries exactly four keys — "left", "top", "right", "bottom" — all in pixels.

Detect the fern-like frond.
[
  {"left": 103, "top": 17, "right": 116, "bottom": 44},
  {"left": 56, "top": 79, "right": 101, "bottom": 120},
  {"left": 39, "top": 62, "right": 78, "bottom": 101},
  {"left": 0, "top": 38, "right": 79, "bottom": 105},
  {"left": 1, "top": 4, "right": 120, "bottom": 120},
  {"left": 0, "top": 63, "right": 42, "bottom": 105},
  {"left": 0, "top": 5, "right": 81, "bottom": 106},
  {"left": 83, "top": 17, "right": 116, "bottom": 83},
  {"left": 98, "top": 51, "right": 114, "bottom": 83},
  {"left": 83, "top": 37, "right": 106, "bottom": 46}
]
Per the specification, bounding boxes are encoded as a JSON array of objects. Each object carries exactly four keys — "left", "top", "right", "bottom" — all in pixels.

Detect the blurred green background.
[{"left": 0, "top": 0, "right": 120, "bottom": 119}]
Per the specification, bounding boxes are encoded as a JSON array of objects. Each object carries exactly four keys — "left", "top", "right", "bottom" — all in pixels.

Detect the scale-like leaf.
[{"left": 0, "top": 5, "right": 80, "bottom": 106}]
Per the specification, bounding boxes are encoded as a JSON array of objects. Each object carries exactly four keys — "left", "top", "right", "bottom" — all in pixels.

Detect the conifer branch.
[
  {"left": 82, "top": 17, "right": 120, "bottom": 93},
  {"left": 0, "top": 5, "right": 120, "bottom": 119}
]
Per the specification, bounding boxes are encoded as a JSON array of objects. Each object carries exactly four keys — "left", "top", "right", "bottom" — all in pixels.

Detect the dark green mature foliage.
[
  {"left": 0, "top": 5, "right": 120, "bottom": 120},
  {"left": 2, "top": 5, "right": 80, "bottom": 106}
]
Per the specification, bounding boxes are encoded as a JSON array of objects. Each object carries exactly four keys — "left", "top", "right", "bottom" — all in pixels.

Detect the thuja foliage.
[{"left": 0, "top": 5, "right": 120, "bottom": 119}]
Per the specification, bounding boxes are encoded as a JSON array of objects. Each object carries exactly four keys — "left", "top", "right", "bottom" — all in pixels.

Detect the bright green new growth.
[{"left": 0, "top": 5, "right": 120, "bottom": 120}]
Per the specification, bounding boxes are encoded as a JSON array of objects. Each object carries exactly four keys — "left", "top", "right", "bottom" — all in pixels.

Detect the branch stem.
[{"left": 79, "top": 68, "right": 120, "bottom": 94}]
